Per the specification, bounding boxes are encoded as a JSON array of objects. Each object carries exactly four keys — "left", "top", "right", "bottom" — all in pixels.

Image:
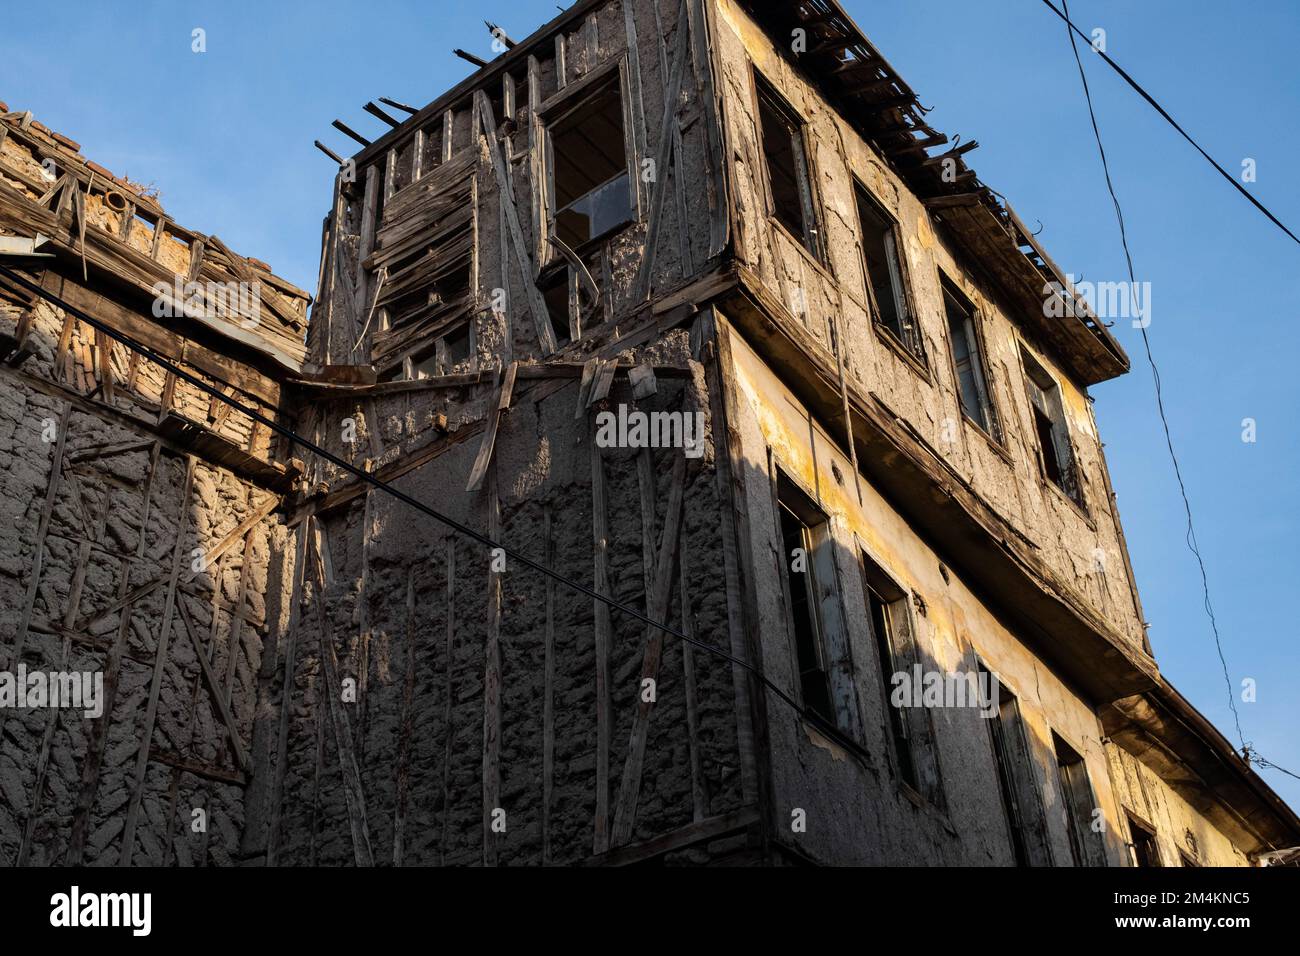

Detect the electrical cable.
[
  {"left": 1041, "top": 0, "right": 1300, "bottom": 247},
  {"left": 1057, "top": 0, "right": 1246, "bottom": 748}
]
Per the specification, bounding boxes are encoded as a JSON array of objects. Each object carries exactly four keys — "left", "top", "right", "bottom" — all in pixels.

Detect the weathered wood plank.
[
  {"left": 474, "top": 92, "right": 557, "bottom": 355},
  {"left": 265, "top": 520, "right": 310, "bottom": 865},
  {"left": 482, "top": 465, "right": 502, "bottom": 867},
  {"left": 610, "top": 452, "right": 687, "bottom": 846},
  {"left": 65, "top": 440, "right": 161, "bottom": 863},
  {"left": 589, "top": 426, "right": 612, "bottom": 854},
  {"left": 119, "top": 454, "right": 197, "bottom": 865}
]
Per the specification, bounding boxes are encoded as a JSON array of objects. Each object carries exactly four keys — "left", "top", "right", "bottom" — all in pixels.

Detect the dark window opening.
[
  {"left": 1054, "top": 733, "right": 1102, "bottom": 867},
  {"left": 943, "top": 281, "right": 998, "bottom": 438},
  {"left": 865, "top": 581, "right": 916, "bottom": 791},
  {"left": 856, "top": 184, "right": 921, "bottom": 359},
  {"left": 988, "top": 689, "right": 1029, "bottom": 865},
  {"left": 778, "top": 489, "right": 833, "bottom": 723},
  {"left": 982, "top": 665, "right": 1051, "bottom": 866},
  {"left": 407, "top": 320, "right": 474, "bottom": 380},
  {"left": 1128, "top": 814, "right": 1161, "bottom": 867},
  {"left": 756, "top": 75, "right": 819, "bottom": 256},
  {"left": 541, "top": 268, "right": 573, "bottom": 348},
  {"left": 861, "top": 552, "right": 944, "bottom": 806},
  {"left": 1022, "top": 349, "right": 1082, "bottom": 505},
  {"left": 549, "top": 78, "right": 633, "bottom": 249}
]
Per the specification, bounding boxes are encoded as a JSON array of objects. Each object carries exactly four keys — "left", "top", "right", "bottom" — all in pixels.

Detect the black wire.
[
  {"left": 0, "top": 260, "right": 877, "bottom": 769},
  {"left": 1041, "top": 0, "right": 1300, "bottom": 247},
  {"left": 1058, "top": 0, "right": 1244, "bottom": 749}
]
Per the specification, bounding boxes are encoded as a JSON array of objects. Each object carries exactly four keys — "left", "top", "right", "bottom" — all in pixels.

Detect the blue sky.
[{"left": 2, "top": 0, "right": 1295, "bottom": 811}]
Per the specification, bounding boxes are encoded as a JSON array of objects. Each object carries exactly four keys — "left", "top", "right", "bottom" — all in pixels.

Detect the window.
[
  {"left": 778, "top": 488, "right": 834, "bottom": 722},
  {"left": 943, "top": 279, "right": 999, "bottom": 439},
  {"left": 775, "top": 472, "right": 860, "bottom": 738},
  {"left": 981, "top": 664, "right": 1052, "bottom": 866},
  {"left": 547, "top": 75, "right": 634, "bottom": 249},
  {"left": 860, "top": 552, "right": 944, "bottom": 807},
  {"left": 401, "top": 320, "right": 475, "bottom": 380},
  {"left": 1053, "top": 733, "right": 1105, "bottom": 867},
  {"left": 755, "top": 74, "right": 819, "bottom": 256},
  {"left": 856, "top": 184, "right": 921, "bottom": 360},
  {"left": 1021, "top": 348, "right": 1082, "bottom": 506},
  {"left": 541, "top": 268, "right": 574, "bottom": 348},
  {"left": 1127, "top": 813, "right": 1162, "bottom": 867}
]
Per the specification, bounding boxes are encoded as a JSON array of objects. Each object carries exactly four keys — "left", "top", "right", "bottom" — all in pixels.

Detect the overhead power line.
[
  {"left": 0, "top": 260, "right": 877, "bottom": 771},
  {"left": 1040, "top": 0, "right": 1300, "bottom": 247},
  {"left": 1056, "top": 0, "right": 1245, "bottom": 746}
]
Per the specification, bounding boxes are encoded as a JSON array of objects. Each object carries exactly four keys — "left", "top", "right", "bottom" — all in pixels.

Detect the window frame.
[
  {"left": 939, "top": 273, "right": 1001, "bottom": 444},
  {"left": 1051, "top": 731, "right": 1107, "bottom": 867},
  {"left": 768, "top": 463, "right": 862, "bottom": 741},
  {"left": 538, "top": 58, "right": 639, "bottom": 264},
  {"left": 977, "top": 659, "right": 1054, "bottom": 866},
  {"left": 857, "top": 545, "right": 945, "bottom": 810},
  {"left": 751, "top": 69, "right": 823, "bottom": 262},
  {"left": 853, "top": 178, "right": 924, "bottom": 366},
  {"left": 1018, "top": 344, "right": 1086, "bottom": 512},
  {"left": 1125, "top": 810, "right": 1163, "bottom": 867}
]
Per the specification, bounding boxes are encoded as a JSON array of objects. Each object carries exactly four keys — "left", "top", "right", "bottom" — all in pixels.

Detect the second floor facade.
[{"left": 307, "top": 0, "right": 1149, "bottom": 674}]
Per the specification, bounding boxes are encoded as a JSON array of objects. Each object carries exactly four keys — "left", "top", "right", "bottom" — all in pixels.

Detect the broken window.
[
  {"left": 541, "top": 268, "right": 574, "bottom": 348},
  {"left": 981, "top": 663, "right": 1052, "bottom": 866},
  {"left": 1053, "top": 733, "right": 1105, "bottom": 867},
  {"left": 755, "top": 74, "right": 820, "bottom": 257},
  {"left": 855, "top": 184, "right": 921, "bottom": 360},
  {"left": 1127, "top": 813, "right": 1162, "bottom": 867},
  {"left": 861, "top": 552, "right": 943, "bottom": 806},
  {"left": 942, "top": 279, "right": 998, "bottom": 439},
  {"left": 774, "top": 471, "right": 863, "bottom": 742},
  {"left": 547, "top": 75, "right": 634, "bottom": 249},
  {"left": 777, "top": 481, "right": 834, "bottom": 724},
  {"left": 1021, "top": 348, "right": 1081, "bottom": 506},
  {"left": 403, "top": 321, "right": 475, "bottom": 380}
]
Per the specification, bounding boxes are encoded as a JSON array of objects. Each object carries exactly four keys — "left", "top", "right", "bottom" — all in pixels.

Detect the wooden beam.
[
  {"left": 589, "top": 427, "right": 612, "bottom": 853},
  {"left": 265, "top": 521, "right": 310, "bottom": 865},
  {"left": 474, "top": 92, "right": 557, "bottom": 355},
  {"left": 542, "top": 506, "right": 556, "bottom": 864},
  {"left": 392, "top": 564, "right": 418, "bottom": 865},
  {"left": 633, "top": 0, "right": 693, "bottom": 302},
  {"left": 482, "top": 465, "right": 502, "bottom": 866},
  {"left": 610, "top": 452, "right": 687, "bottom": 846},
  {"left": 438, "top": 535, "right": 456, "bottom": 865},
  {"left": 313, "top": 521, "right": 375, "bottom": 867},
  {"left": 65, "top": 440, "right": 161, "bottom": 864},
  {"left": 119, "top": 453, "right": 197, "bottom": 865},
  {"left": 177, "top": 598, "right": 250, "bottom": 772},
  {"left": 1, "top": 400, "right": 70, "bottom": 678},
  {"left": 582, "top": 806, "right": 760, "bottom": 867},
  {"left": 465, "top": 361, "right": 517, "bottom": 492}
]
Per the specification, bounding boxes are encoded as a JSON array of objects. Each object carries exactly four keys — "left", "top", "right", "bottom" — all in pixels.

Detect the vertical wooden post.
[
  {"left": 120, "top": 454, "right": 198, "bottom": 865},
  {"left": 265, "top": 520, "right": 310, "bottom": 865},
  {"left": 437, "top": 535, "right": 456, "bottom": 865},
  {"left": 482, "top": 465, "right": 503, "bottom": 866},
  {"left": 392, "top": 564, "right": 418, "bottom": 865},
  {"left": 66, "top": 440, "right": 161, "bottom": 863},
  {"left": 542, "top": 507, "right": 556, "bottom": 864},
  {"left": 589, "top": 431, "right": 612, "bottom": 853}
]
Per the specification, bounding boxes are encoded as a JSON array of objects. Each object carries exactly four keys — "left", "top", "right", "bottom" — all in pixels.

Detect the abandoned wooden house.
[{"left": 1, "top": 0, "right": 1297, "bottom": 868}]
